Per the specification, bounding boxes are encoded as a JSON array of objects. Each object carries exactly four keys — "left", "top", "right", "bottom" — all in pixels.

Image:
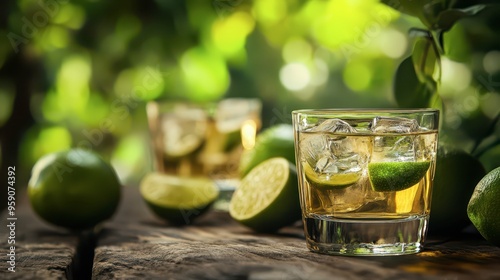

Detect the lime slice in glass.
[
  {"left": 164, "top": 134, "right": 204, "bottom": 159},
  {"left": 229, "top": 157, "right": 301, "bottom": 232},
  {"left": 140, "top": 173, "right": 219, "bottom": 224},
  {"left": 368, "top": 161, "right": 430, "bottom": 192},
  {"left": 161, "top": 108, "right": 207, "bottom": 159},
  {"left": 303, "top": 162, "right": 361, "bottom": 190}
]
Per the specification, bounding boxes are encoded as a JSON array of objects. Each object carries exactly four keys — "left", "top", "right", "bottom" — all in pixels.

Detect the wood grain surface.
[
  {"left": 2, "top": 186, "right": 500, "bottom": 280},
  {"left": 0, "top": 193, "right": 78, "bottom": 279},
  {"left": 92, "top": 187, "right": 500, "bottom": 280}
]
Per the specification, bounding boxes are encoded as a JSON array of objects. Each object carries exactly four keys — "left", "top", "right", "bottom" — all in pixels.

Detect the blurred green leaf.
[
  {"left": 394, "top": 56, "right": 438, "bottom": 108},
  {"left": 380, "top": 0, "right": 428, "bottom": 17},
  {"left": 381, "top": 0, "right": 447, "bottom": 28},
  {"left": 443, "top": 4, "right": 500, "bottom": 63},
  {"left": 479, "top": 142, "right": 500, "bottom": 172},
  {"left": 461, "top": 108, "right": 496, "bottom": 141},
  {"left": 7, "top": 0, "right": 500, "bottom": 184},
  {"left": 420, "top": 0, "right": 450, "bottom": 29},
  {"left": 412, "top": 36, "right": 438, "bottom": 83},
  {"left": 452, "top": 0, "right": 499, "bottom": 9},
  {"left": 433, "top": 5, "right": 485, "bottom": 31}
]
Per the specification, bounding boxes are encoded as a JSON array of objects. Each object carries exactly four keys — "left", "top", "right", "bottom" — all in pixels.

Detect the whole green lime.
[
  {"left": 28, "top": 149, "right": 121, "bottom": 230},
  {"left": 468, "top": 167, "right": 500, "bottom": 246},
  {"left": 239, "top": 124, "right": 295, "bottom": 176},
  {"left": 428, "top": 147, "right": 486, "bottom": 235}
]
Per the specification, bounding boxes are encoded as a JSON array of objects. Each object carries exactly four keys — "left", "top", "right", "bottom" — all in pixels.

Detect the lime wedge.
[
  {"left": 164, "top": 133, "right": 204, "bottom": 159},
  {"left": 229, "top": 157, "right": 301, "bottom": 232},
  {"left": 140, "top": 173, "right": 219, "bottom": 224},
  {"left": 304, "top": 162, "right": 361, "bottom": 190},
  {"left": 368, "top": 161, "right": 430, "bottom": 192},
  {"left": 162, "top": 110, "right": 207, "bottom": 159}
]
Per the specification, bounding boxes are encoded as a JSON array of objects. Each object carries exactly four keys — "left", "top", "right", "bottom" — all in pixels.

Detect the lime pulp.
[
  {"left": 229, "top": 157, "right": 301, "bottom": 232},
  {"left": 140, "top": 173, "right": 219, "bottom": 224},
  {"left": 304, "top": 162, "right": 361, "bottom": 190}
]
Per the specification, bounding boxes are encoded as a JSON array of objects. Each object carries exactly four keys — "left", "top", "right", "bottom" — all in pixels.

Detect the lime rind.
[
  {"left": 303, "top": 162, "right": 361, "bottom": 190},
  {"left": 467, "top": 167, "right": 500, "bottom": 246},
  {"left": 368, "top": 161, "right": 430, "bottom": 192},
  {"left": 27, "top": 149, "right": 121, "bottom": 230},
  {"left": 140, "top": 173, "right": 219, "bottom": 209}
]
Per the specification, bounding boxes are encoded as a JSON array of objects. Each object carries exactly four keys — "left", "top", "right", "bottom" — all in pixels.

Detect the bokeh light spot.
[
  {"left": 48, "top": 26, "right": 69, "bottom": 49},
  {"left": 280, "top": 62, "right": 311, "bottom": 91},
  {"left": 252, "top": 0, "right": 287, "bottom": 25},
  {"left": 181, "top": 47, "right": 229, "bottom": 101},
  {"left": 483, "top": 51, "right": 500, "bottom": 74},
  {"left": 53, "top": 4, "right": 86, "bottom": 29},
  {"left": 311, "top": 58, "right": 329, "bottom": 86},
  {"left": 212, "top": 12, "right": 255, "bottom": 58},
  {"left": 114, "top": 69, "right": 136, "bottom": 97},
  {"left": 81, "top": 93, "right": 110, "bottom": 126},
  {"left": 343, "top": 61, "right": 372, "bottom": 92},
  {"left": 440, "top": 58, "right": 472, "bottom": 97},
  {"left": 481, "top": 93, "right": 500, "bottom": 118},
  {"left": 283, "top": 38, "right": 312, "bottom": 63},
  {"left": 312, "top": 0, "right": 398, "bottom": 49},
  {"left": 33, "top": 126, "right": 72, "bottom": 161},
  {"left": 133, "top": 67, "right": 165, "bottom": 101},
  {"left": 111, "top": 135, "right": 148, "bottom": 183},
  {"left": 378, "top": 29, "right": 407, "bottom": 58}
]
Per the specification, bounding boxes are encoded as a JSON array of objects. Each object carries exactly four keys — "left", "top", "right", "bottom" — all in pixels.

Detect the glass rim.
[{"left": 292, "top": 108, "right": 439, "bottom": 115}]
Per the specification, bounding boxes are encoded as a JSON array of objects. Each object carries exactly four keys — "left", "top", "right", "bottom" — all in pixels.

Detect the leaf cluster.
[{"left": 383, "top": 0, "right": 500, "bottom": 160}]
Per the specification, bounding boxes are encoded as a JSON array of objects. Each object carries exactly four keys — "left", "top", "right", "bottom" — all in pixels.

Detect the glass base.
[{"left": 304, "top": 215, "right": 428, "bottom": 256}]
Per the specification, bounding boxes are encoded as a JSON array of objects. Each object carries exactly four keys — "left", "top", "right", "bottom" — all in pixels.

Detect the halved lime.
[
  {"left": 304, "top": 162, "right": 361, "bottom": 190},
  {"left": 368, "top": 161, "right": 430, "bottom": 192},
  {"left": 229, "top": 157, "right": 301, "bottom": 232},
  {"left": 140, "top": 173, "right": 219, "bottom": 225}
]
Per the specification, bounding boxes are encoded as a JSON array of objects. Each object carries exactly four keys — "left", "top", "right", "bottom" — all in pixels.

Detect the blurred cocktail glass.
[
  {"left": 292, "top": 109, "right": 439, "bottom": 256},
  {"left": 146, "top": 98, "right": 262, "bottom": 208}
]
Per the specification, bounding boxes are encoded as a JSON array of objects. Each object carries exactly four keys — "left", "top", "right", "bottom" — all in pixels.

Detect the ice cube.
[
  {"left": 327, "top": 137, "right": 362, "bottom": 173},
  {"left": 311, "top": 118, "right": 357, "bottom": 134},
  {"left": 370, "top": 116, "right": 419, "bottom": 133},
  {"left": 161, "top": 107, "right": 207, "bottom": 157},
  {"left": 313, "top": 155, "right": 336, "bottom": 173},
  {"left": 302, "top": 134, "right": 328, "bottom": 168},
  {"left": 310, "top": 185, "right": 366, "bottom": 213},
  {"left": 303, "top": 119, "right": 354, "bottom": 167},
  {"left": 371, "top": 117, "right": 421, "bottom": 162},
  {"left": 302, "top": 119, "right": 366, "bottom": 180},
  {"left": 215, "top": 98, "right": 261, "bottom": 133}
]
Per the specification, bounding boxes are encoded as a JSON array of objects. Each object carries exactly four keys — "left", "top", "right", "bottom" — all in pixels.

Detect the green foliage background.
[{"left": 0, "top": 0, "right": 498, "bottom": 192}]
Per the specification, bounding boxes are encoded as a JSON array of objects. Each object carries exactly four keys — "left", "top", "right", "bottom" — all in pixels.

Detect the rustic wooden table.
[{"left": 2, "top": 186, "right": 500, "bottom": 280}]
